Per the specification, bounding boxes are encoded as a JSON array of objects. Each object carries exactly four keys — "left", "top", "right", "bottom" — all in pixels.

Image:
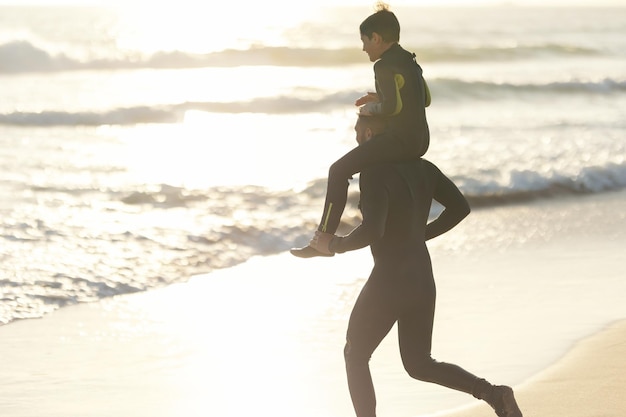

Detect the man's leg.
[
  {"left": 396, "top": 278, "right": 484, "bottom": 393},
  {"left": 397, "top": 279, "right": 523, "bottom": 417},
  {"left": 344, "top": 281, "right": 397, "bottom": 417}
]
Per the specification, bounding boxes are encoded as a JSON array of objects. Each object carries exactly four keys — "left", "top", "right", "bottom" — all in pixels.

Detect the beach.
[
  {"left": 2, "top": 189, "right": 625, "bottom": 417},
  {"left": 2, "top": 5, "right": 625, "bottom": 324},
  {"left": 1, "top": 4, "right": 625, "bottom": 417},
  {"left": 443, "top": 319, "right": 626, "bottom": 417}
]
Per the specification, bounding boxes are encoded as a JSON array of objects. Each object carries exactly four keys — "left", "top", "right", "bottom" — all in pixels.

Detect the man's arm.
[
  {"left": 425, "top": 165, "right": 470, "bottom": 241},
  {"left": 330, "top": 169, "right": 388, "bottom": 253}
]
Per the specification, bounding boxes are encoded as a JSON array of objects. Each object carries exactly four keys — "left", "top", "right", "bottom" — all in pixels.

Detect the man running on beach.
[{"left": 324, "top": 115, "right": 524, "bottom": 417}]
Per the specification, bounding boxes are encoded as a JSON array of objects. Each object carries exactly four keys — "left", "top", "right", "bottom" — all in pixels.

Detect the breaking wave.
[
  {"left": 1, "top": 77, "right": 623, "bottom": 126},
  {"left": 0, "top": 40, "right": 608, "bottom": 74}
]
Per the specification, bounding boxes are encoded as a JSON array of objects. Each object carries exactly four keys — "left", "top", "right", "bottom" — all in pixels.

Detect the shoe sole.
[{"left": 290, "top": 247, "right": 334, "bottom": 258}]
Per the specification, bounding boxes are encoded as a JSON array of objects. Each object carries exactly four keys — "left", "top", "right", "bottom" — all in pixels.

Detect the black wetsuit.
[
  {"left": 318, "top": 43, "right": 430, "bottom": 234},
  {"left": 332, "top": 159, "right": 482, "bottom": 417}
]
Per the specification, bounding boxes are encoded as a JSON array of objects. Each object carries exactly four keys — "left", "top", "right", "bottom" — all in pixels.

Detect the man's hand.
[{"left": 328, "top": 235, "right": 344, "bottom": 254}]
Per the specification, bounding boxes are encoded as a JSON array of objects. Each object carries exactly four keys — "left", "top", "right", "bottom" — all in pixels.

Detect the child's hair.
[{"left": 359, "top": 2, "right": 400, "bottom": 43}]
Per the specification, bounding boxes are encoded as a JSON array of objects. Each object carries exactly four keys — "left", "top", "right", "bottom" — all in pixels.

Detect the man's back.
[
  {"left": 359, "top": 158, "right": 435, "bottom": 260},
  {"left": 332, "top": 158, "right": 469, "bottom": 263}
]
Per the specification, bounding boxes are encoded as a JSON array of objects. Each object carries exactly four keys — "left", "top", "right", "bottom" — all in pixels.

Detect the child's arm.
[{"left": 359, "top": 63, "right": 403, "bottom": 116}]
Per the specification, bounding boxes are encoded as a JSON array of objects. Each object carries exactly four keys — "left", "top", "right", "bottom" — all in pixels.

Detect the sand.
[{"left": 441, "top": 319, "right": 626, "bottom": 417}]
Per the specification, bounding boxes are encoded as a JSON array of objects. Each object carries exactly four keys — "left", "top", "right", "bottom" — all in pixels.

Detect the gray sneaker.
[{"left": 487, "top": 386, "right": 523, "bottom": 417}]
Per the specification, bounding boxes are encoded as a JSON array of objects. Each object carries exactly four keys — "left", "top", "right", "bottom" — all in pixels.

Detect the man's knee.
[{"left": 403, "top": 355, "right": 438, "bottom": 382}]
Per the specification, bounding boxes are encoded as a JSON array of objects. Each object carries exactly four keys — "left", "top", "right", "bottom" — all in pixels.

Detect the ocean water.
[{"left": 1, "top": 4, "right": 625, "bottom": 324}]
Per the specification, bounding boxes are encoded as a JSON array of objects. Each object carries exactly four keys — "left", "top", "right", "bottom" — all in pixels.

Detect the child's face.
[{"left": 360, "top": 33, "right": 383, "bottom": 62}]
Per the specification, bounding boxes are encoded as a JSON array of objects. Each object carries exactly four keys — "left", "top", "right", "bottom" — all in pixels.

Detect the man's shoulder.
[
  {"left": 360, "top": 159, "right": 426, "bottom": 180},
  {"left": 360, "top": 163, "right": 394, "bottom": 179},
  {"left": 360, "top": 163, "right": 398, "bottom": 188},
  {"left": 362, "top": 159, "right": 438, "bottom": 181}
]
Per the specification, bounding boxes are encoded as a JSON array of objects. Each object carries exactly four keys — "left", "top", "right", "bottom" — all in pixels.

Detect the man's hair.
[
  {"left": 359, "top": 2, "right": 400, "bottom": 43},
  {"left": 357, "top": 114, "right": 387, "bottom": 135}
]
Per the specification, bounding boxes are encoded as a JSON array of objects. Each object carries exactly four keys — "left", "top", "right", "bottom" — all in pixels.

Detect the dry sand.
[{"left": 442, "top": 319, "right": 626, "bottom": 417}]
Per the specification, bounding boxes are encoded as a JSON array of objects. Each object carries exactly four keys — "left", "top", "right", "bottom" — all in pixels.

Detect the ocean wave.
[
  {"left": 0, "top": 93, "right": 357, "bottom": 126},
  {"left": 0, "top": 39, "right": 607, "bottom": 74},
  {"left": 3, "top": 161, "right": 624, "bottom": 325},
  {"left": 0, "top": 106, "right": 180, "bottom": 127},
  {"left": 2, "top": 77, "right": 623, "bottom": 127},
  {"left": 432, "top": 77, "right": 626, "bottom": 100},
  {"left": 111, "top": 162, "right": 626, "bottom": 211},
  {"left": 459, "top": 162, "right": 626, "bottom": 207},
  {"left": 295, "top": 163, "right": 626, "bottom": 209},
  {"left": 419, "top": 43, "right": 600, "bottom": 63}
]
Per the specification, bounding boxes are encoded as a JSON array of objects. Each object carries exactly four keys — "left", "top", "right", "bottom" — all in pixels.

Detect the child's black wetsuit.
[{"left": 318, "top": 43, "right": 430, "bottom": 234}]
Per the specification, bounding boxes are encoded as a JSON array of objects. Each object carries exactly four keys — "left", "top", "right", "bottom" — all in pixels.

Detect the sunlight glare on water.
[
  {"left": 118, "top": 110, "right": 354, "bottom": 190},
  {"left": 115, "top": 1, "right": 319, "bottom": 54}
]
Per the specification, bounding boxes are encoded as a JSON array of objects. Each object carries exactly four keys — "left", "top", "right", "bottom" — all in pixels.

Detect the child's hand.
[{"left": 355, "top": 92, "right": 379, "bottom": 106}]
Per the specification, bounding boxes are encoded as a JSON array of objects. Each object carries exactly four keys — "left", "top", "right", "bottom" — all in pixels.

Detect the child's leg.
[
  {"left": 318, "top": 134, "right": 407, "bottom": 235},
  {"left": 291, "top": 134, "right": 418, "bottom": 258}
]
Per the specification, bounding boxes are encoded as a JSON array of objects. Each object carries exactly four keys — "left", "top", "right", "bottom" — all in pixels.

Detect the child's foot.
[
  {"left": 290, "top": 231, "right": 334, "bottom": 258},
  {"left": 486, "top": 386, "right": 523, "bottom": 417}
]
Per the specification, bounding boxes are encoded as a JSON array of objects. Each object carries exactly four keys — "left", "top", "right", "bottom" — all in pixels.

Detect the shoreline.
[
  {"left": 1, "top": 190, "right": 625, "bottom": 417},
  {"left": 1, "top": 273, "right": 624, "bottom": 417}
]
